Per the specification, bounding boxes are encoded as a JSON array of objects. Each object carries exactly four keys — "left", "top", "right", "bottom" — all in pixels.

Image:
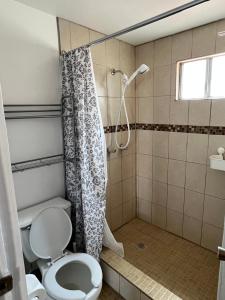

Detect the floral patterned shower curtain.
[{"left": 61, "top": 46, "right": 106, "bottom": 260}]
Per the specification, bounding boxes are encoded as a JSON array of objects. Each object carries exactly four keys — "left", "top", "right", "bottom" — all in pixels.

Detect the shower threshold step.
[{"left": 100, "top": 248, "right": 181, "bottom": 300}]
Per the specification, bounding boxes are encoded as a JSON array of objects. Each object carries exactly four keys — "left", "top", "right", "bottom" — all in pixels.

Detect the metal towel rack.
[
  {"left": 4, "top": 104, "right": 62, "bottom": 119},
  {"left": 4, "top": 104, "right": 64, "bottom": 172},
  {"left": 11, "top": 154, "right": 64, "bottom": 173}
]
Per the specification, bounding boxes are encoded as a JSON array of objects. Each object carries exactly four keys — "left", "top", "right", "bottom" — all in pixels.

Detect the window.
[{"left": 176, "top": 53, "right": 225, "bottom": 100}]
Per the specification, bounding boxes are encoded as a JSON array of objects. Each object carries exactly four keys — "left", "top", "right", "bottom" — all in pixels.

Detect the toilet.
[{"left": 18, "top": 197, "right": 102, "bottom": 300}]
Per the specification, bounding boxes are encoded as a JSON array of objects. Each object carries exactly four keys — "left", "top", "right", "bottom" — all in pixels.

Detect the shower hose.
[{"left": 115, "top": 79, "right": 130, "bottom": 150}]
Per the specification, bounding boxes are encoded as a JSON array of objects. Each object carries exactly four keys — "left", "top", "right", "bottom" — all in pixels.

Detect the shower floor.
[{"left": 113, "top": 218, "right": 219, "bottom": 300}]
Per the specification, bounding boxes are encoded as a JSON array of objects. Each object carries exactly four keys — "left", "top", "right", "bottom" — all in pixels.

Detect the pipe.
[{"left": 83, "top": 0, "right": 209, "bottom": 48}]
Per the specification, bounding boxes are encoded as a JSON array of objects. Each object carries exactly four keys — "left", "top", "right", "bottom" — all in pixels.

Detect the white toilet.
[{"left": 18, "top": 197, "right": 103, "bottom": 300}]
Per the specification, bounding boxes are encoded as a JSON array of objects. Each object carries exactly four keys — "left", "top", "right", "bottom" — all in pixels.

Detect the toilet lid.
[{"left": 29, "top": 207, "right": 72, "bottom": 260}]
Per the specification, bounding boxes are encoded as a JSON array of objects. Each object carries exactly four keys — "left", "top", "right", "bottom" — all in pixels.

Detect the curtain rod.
[{"left": 82, "top": 0, "right": 209, "bottom": 48}]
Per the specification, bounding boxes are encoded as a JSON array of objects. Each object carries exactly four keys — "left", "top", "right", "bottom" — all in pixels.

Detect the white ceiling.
[{"left": 15, "top": 0, "right": 225, "bottom": 45}]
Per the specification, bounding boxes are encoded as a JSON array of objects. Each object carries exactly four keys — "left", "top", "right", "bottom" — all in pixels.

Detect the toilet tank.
[{"left": 18, "top": 197, "right": 71, "bottom": 263}]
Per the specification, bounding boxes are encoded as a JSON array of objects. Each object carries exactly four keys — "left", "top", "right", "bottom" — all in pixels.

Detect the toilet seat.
[
  {"left": 29, "top": 207, "right": 102, "bottom": 300},
  {"left": 43, "top": 253, "right": 102, "bottom": 300},
  {"left": 29, "top": 207, "right": 72, "bottom": 261}
]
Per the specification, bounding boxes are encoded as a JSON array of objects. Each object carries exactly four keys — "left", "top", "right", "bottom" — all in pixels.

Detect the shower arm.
[{"left": 111, "top": 69, "right": 124, "bottom": 76}]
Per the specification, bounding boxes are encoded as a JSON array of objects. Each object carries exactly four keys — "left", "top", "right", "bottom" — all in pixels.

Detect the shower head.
[
  {"left": 111, "top": 64, "right": 150, "bottom": 86},
  {"left": 126, "top": 64, "right": 150, "bottom": 86},
  {"left": 138, "top": 64, "right": 150, "bottom": 74}
]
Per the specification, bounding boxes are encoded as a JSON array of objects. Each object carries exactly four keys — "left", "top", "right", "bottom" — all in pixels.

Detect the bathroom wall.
[
  {"left": 58, "top": 19, "right": 136, "bottom": 230},
  {"left": 0, "top": 0, "right": 64, "bottom": 210},
  {"left": 136, "top": 19, "right": 225, "bottom": 252}
]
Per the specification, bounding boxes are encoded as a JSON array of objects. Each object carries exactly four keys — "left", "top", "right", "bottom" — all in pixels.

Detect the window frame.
[{"left": 176, "top": 52, "right": 225, "bottom": 101}]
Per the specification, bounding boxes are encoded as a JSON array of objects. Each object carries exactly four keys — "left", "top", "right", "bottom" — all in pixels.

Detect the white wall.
[
  {"left": 0, "top": 0, "right": 60, "bottom": 104},
  {"left": 0, "top": 0, "right": 65, "bottom": 210}
]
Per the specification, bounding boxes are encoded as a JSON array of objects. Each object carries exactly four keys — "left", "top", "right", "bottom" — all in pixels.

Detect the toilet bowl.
[
  {"left": 41, "top": 253, "right": 102, "bottom": 300},
  {"left": 18, "top": 198, "right": 102, "bottom": 300}
]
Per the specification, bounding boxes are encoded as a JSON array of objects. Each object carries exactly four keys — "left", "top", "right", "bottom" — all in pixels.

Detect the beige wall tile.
[
  {"left": 94, "top": 64, "right": 107, "bottom": 96},
  {"left": 58, "top": 18, "right": 71, "bottom": 52},
  {"left": 101, "top": 262, "right": 120, "bottom": 292},
  {"left": 203, "top": 195, "right": 225, "bottom": 228},
  {"left": 106, "top": 132, "right": 121, "bottom": 160},
  {"left": 89, "top": 30, "right": 106, "bottom": 66},
  {"left": 188, "top": 101, "right": 211, "bottom": 126},
  {"left": 154, "top": 36, "right": 172, "bottom": 67},
  {"left": 201, "top": 223, "right": 223, "bottom": 252},
  {"left": 153, "top": 131, "right": 169, "bottom": 158},
  {"left": 210, "top": 100, "right": 225, "bottom": 126},
  {"left": 98, "top": 97, "right": 108, "bottom": 126},
  {"left": 136, "top": 71, "right": 154, "bottom": 97},
  {"left": 110, "top": 205, "right": 123, "bottom": 231},
  {"left": 136, "top": 42, "right": 154, "bottom": 68},
  {"left": 120, "top": 275, "right": 141, "bottom": 300},
  {"left": 123, "top": 199, "right": 136, "bottom": 223},
  {"left": 121, "top": 130, "right": 136, "bottom": 156},
  {"left": 168, "top": 159, "right": 186, "bottom": 187},
  {"left": 124, "top": 67, "right": 136, "bottom": 98},
  {"left": 122, "top": 177, "right": 136, "bottom": 203},
  {"left": 192, "top": 22, "right": 217, "bottom": 57},
  {"left": 166, "top": 209, "right": 183, "bottom": 236},
  {"left": 107, "top": 69, "right": 121, "bottom": 97},
  {"left": 185, "top": 162, "right": 206, "bottom": 193},
  {"left": 169, "top": 132, "right": 187, "bottom": 161},
  {"left": 137, "top": 97, "right": 154, "bottom": 123},
  {"left": 172, "top": 30, "right": 192, "bottom": 63},
  {"left": 106, "top": 38, "right": 120, "bottom": 68},
  {"left": 120, "top": 42, "right": 135, "bottom": 72},
  {"left": 153, "top": 157, "right": 168, "bottom": 183},
  {"left": 183, "top": 215, "right": 202, "bottom": 244},
  {"left": 109, "top": 158, "right": 122, "bottom": 184},
  {"left": 216, "top": 19, "right": 225, "bottom": 53},
  {"left": 108, "top": 98, "right": 121, "bottom": 125},
  {"left": 187, "top": 133, "right": 208, "bottom": 164},
  {"left": 152, "top": 180, "right": 168, "bottom": 207},
  {"left": 170, "top": 97, "right": 189, "bottom": 125},
  {"left": 168, "top": 185, "right": 185, "bottom": 213},
  {"left": 137, "top": 177, "right": 152, "bottom": 202},
  {"left": 152, "top": 203, "right": 166, "bottom": 229},
  {"left": 154, "top": 65, "right": 171, "bottom": 96},
  {"left": 170, "top": 63, "right": 177, "bottom": 96},
  {"left": 70, "top": 22, "right": 89, "bottom": 49},
  {"left": 121, "top": 98, "right": 135, "bottom": 124},
  {"left": 109, "top": 182, "right": 123, "bottom": 209},
  {"left": 122, "top": 154, "right": 135, "bottom": 180},
  {"left": 184, "top": 189, "right": 204, "bottom": 220},
  {"left": 153, "top": 96, "right": 170, "bottom": 124},
  {"left": 205, "top": 168, "right": 225, "bottom": 199},
  {"left": 137, "top": 130, "right": 153, "bottom": 155},
  {"left": 137, "top": 198, "right": 151, "bottom": 223},
  {"left": 137, "top": 154, "right": 152, "bottom": 179}
]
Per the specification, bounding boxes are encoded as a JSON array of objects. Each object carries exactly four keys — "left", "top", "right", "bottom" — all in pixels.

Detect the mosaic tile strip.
[
  {"left": 103, "top": 123, "right": 225, "bottom": 135},
  {"left": 103, "top": 123, "right": 136, "bottom": 133}
]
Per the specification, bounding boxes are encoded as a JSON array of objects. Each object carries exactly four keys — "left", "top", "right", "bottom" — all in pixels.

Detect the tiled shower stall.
[{"left": 58, "top": 18, "right": 225, "bottom": 253}]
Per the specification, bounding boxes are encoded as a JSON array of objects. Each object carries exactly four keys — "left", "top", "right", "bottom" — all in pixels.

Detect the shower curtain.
[{"left": 62, "top": 46, "right": 106, "bottom": 260}]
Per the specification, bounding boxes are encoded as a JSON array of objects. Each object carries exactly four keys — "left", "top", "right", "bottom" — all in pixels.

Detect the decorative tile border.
[
  {"left": 103, "top": 123, "right": 225, "bottom": 135},
  {"left": 104, "top": 123, "right": 136, "bottom": 133}
]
